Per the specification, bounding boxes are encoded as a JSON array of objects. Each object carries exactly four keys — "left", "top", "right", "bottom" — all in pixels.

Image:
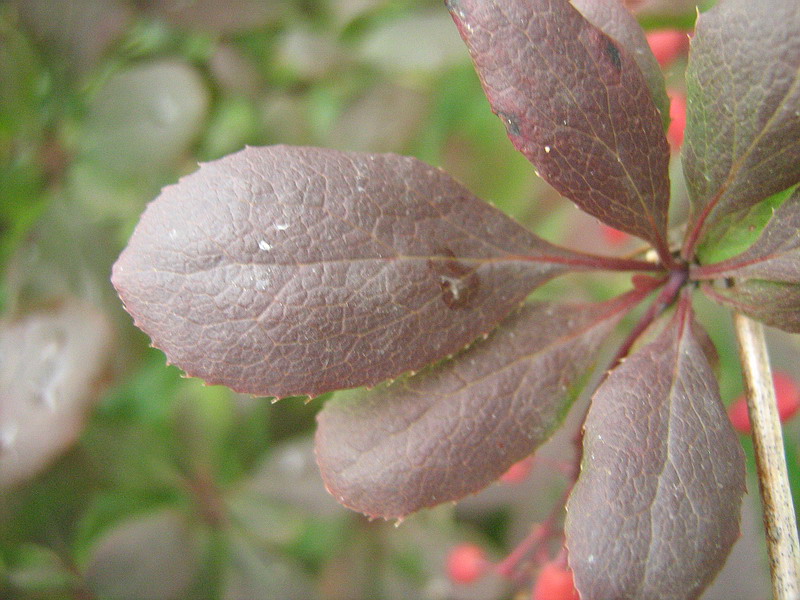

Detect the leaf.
[
  {"left": 112, "top": 145, "right": 586, "bottom": 398},
  {"left": 223, "top": 535, "right": 319, "bottom": 600},
  {"left": 140, "top": 0, "right": 284, "bottom": 34},
  {"left": 82, "top": 60, "right": 209, "bottom": 175},
  {"left": 694, "top": 185, "right": 796, "bottom": 266},
  {"left": 682, "top": 0, "right": 800, "bottom": 242},
  {"left": 0, "top": 302, "right": 113, "bottom": 488},
  {"left": 565, "top": 297, "right": 746, "bottom": 600},
  {"left": 701, "top": 280, "right": 800, "bottom": 334},
  {"left": 6, "top": 544, "right": 75, "bottom": 593},
  {"left": 84, "top": 509, "right": 198, "bottom": 600},
  {"left": 570, "top": 0, "right": 671, "bottom": 128},
  {"left": 692, "top": 186, "right": 800, "bottom": 283},
  {"left": 315, "top": 295, "right": 637, "bottom": 519},
  {"left": 233, "top": 437, "right": 343, "bottom": 517},
  {"left": 447, "top": 0, "right": 671, "bottom": 254}
]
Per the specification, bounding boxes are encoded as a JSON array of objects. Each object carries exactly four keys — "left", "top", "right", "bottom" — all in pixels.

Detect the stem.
[
  {"left": 513, "top": 251, "right": 664, "bottom": 273},
  {"left": 654, "top": 235, "right": 680, "bottom": 272},
  {"left": 733, "top": 313, "right": 800, "bottom": 600},
  {"left": 495, "top": 483, "right": 574, "bottom": 580},
  {"left": 681, "top": 203, "right": 713, "bottom": 262},
  {"left": 607, "top": 268, "right": 686, "bottom": 369}
]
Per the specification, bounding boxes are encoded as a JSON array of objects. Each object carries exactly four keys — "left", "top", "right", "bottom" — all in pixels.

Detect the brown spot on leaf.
[{"left": 428, "top": 249, "right": 480, "bottom": 310}]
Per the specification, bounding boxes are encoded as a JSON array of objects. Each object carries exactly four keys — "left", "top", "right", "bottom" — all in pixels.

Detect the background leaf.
[
  {"left": 81, "top": 59, "right": 209, "bottom": 176},
  {"left": 566, "top": 298, "right": 745, "bottom": 600},
  {"left": 315, "top": 295, "right": 636, "bottom": 519},
  {"left": 112, "top": 145, "right": 586, "bottom": 398},
  {"left": 682, "top": 0, "right": 800, "bottom": 251},
  {"left": 447, "top": 0, "right": 671, "bottom": 254},
  {"left": 0, "top": 301, "right": 113, "bottom": 488},
  {"left": 83, "top": 508, "right": 198, "bottom": 600}
]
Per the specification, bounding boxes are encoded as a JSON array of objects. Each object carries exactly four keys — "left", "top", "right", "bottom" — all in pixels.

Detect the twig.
[
  {"left": 733, "top": 313, "right": 800, "bottom": 600},
  {"left": 495, "top": 483, "right": 573, "bottom": 581}
]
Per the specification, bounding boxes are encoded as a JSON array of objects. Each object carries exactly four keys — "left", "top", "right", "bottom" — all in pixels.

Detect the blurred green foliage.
[{"left": 0, "top": 1, "right": 791, "bottom": 599}]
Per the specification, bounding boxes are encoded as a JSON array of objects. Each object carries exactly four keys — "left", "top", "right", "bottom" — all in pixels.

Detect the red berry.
[
  {"left": 446, "top": 543, "right": 488, "bottom": 584},
  {"left": 532, "top": 562, "right": 580, "bottom": 600},
  {"left": 728, "top": 371, "right": 800, "bottom": 434},
  {"left": 600, "top": 224, "right": 630, "bottom": 247},
  {"left": 646, "top": 29, "right": 689, "bottom": 68},
  {"left": 667, "top": 91, "right": 687, "bottom": 150},
  {"left": 500, "top": 456, "right": 535, "bottom": 484}
]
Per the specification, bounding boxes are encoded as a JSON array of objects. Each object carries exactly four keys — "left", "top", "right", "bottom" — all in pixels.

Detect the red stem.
[
  {"left": 513, "top": 251, "right": 665, "bottom": 273},
  {"left": 606, "top": 267, "right": 688, "bottom": 370},
  {"left": 495, "top": 483, "right": 574, "bottom": 580},
  {"left": 690, "top": 251, "right": 769, "bottom": 280},
  {"left": 654, "top": 234, "right": 679, "bottom": 271},
  {"left": 494, "top": 273, "right": 676, "bottom": 584}
]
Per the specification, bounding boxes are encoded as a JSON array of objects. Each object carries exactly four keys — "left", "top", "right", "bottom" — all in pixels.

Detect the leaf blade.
[
  {"left": 315, "top": 296, "right": 636, "bottom": 519},
  {"left": 692, "top": 186, "right": 800, "bottom": 283},
  {"left": 447, "top": 0, "right": 671, "bottom": 252},
  {"left": 682, "top": 0, "right": 800, "bottom": 251},
  {"left": 112, "top": 146, "right": 580, "bottom": 398},
  {"left": 702, "top": 280, "right": 800, "bottom": 334},
  {"left": 565, "top": 298, "right": 746, "bottom": 600},
  {"left": 570, "top": 0, "right": 671, "bottom": 128}
]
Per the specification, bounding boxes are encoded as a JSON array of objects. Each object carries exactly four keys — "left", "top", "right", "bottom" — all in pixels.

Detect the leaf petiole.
[
  {"left": 606, "top": 267, "right": 687, "bottom": 370},
  {"left": 511, "top": 251, "right": 666, "bottom": 273}
]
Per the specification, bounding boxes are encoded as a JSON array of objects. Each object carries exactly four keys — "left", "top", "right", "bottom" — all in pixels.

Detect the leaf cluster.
[{"left": 111, "top": 0, "right": 800, "bottom": 597}]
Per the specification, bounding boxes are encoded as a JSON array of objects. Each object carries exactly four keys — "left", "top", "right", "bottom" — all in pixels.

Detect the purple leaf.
[
  {"left": 112, "top": 146, "right": 586, "bottom": 398},
  {"left": 565, "top": 297, "right": 746, "bottom": 600},
  {"left": 692, "top": 187, "right": 800, "bottom": 283},
  {"left": 315, "top": 295, "right": 639, "bottom": 519},
  {"left": 447, "top": 0, "right": 671, "bottom": 255},
  {"left": 682, "top": 0, "right": 800, "bottom": 253},
  {"left": 702, "top": 280, "right": 800, "bottom": 334},
  {"left": 570, "top": 0, "right": 670, "bottom": 128}
]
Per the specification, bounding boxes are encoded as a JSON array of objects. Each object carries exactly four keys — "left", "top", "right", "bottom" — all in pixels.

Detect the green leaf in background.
[{"left": 4, "top": 543, "right": 76, "bottom": 595}]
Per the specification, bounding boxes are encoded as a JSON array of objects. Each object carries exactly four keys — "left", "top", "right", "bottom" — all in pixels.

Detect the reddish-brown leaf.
[
  {"left": 112, "top": 146, "right": 583, "bottom": 398},
  {"left": 565, "top": 297, "right": 745, "bottom": 600},
  {"left": 447, "top": 0, "right": 671, "bottom": 254},
  {"left": 570, "top": 0, "right": 670, "bottom": 128},
  {"left": 315, "top": 296, "right": 637, "bottom": 519},
  {"left": 682, "top": 0, "right": 800, "bottom": 251},
  {"left": 702, "top": 280, "right": 800, "bottom": 334}
]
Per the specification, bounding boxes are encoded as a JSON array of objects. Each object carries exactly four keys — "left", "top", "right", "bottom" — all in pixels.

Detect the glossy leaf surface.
[
  {"left": 113, "top": 146, "right": 581, "bottom": 398},
  {"left": 571, "top": 0, "right": 670, "bottom": 127},
  {"left": 693, "top": 187, "right": 800, "bottom": 283},
  {"left": 566, "top": 299, "right": 745, "bottom": 600},
  {"left": 682, "top": 0, "right": 800, "bottom": 242},
  {"left": 447, "top": 0, "right": 671, "bottom": 253},
  {"left": 315, "top": 297, "right": 634, "bottom": 519},
  {"left": 702, "top": 280, "right": 800, "bottom": 334}
]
